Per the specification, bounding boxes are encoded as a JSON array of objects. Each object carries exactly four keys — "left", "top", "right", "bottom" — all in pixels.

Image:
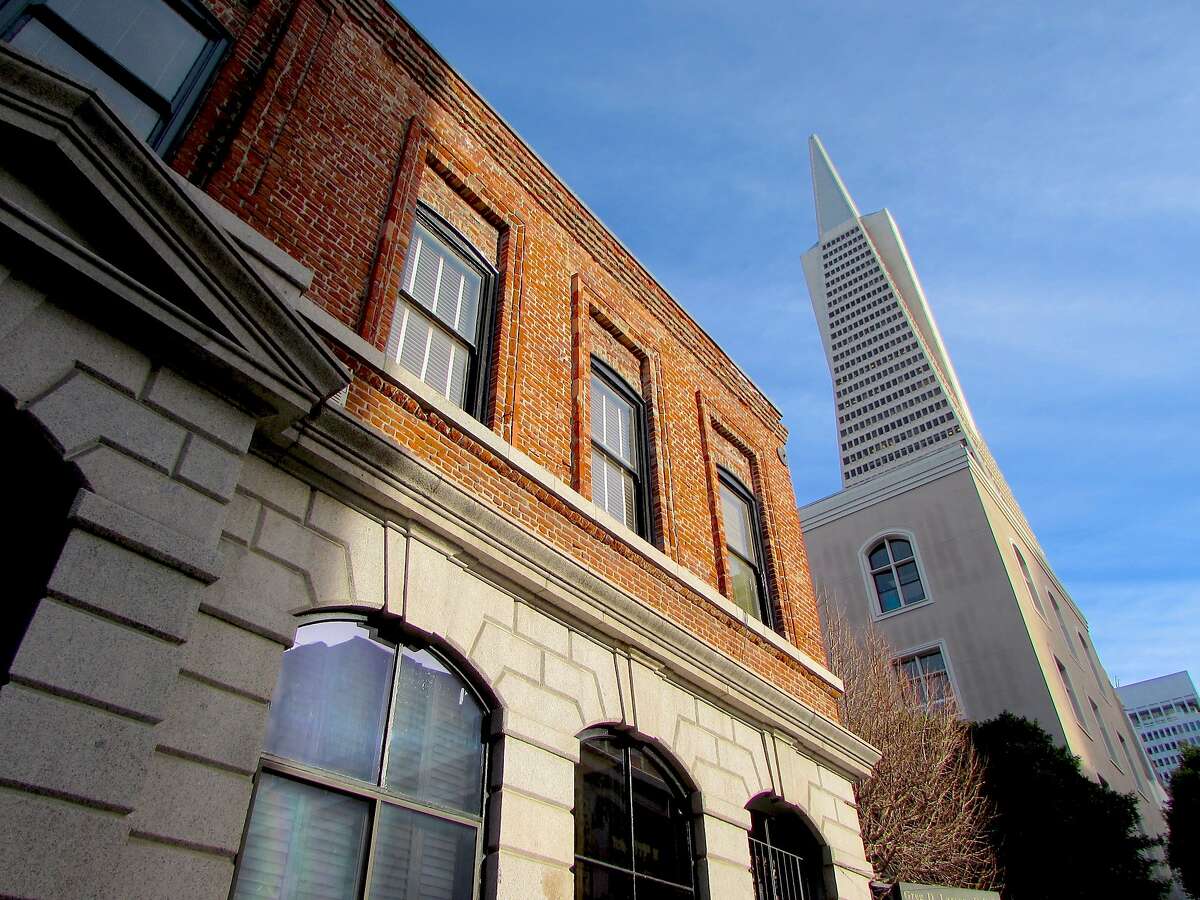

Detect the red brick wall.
[{"left": 174, "top": 0, "right": 836, "bottom": 717}]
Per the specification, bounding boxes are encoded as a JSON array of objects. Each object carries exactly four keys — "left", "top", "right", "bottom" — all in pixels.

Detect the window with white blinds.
[
  {"left": 231, "top": 621, "right": 489, "bottom": 900},
  {"left": 387, "top": 214, "right": 492, "bottom": 413},
  {"left": 718, "top": 471, "right": 770, "bottom": 624},
  {"left": 589, "top": 365, "right": 646, "bottom": 536}
]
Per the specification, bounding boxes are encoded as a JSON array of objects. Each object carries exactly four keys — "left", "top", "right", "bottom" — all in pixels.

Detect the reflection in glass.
[
  {"left": 264, "top": 621, "right": 395, "bottom": 783},
  {"left": 384, "top": 646, "right": 485, "bottom": 815},
  {"left": 46, "top": 0, "right": 206, "bottom": 96},
  {"left": 232, "top": 773, "right": 369, "bottom": 900},
  {"left": 728, "top": 554, "right": 763, "bottom": 620},
  {"left": 575, "top": 735, "right": 695, "bottom": 898},
  {"left": 367, "top": 803, "right": 478, "bottom": 900},
  {"left": 630, "top": 746, "right": 692, "bottom": 887},
  {"left": 576, "top": 737, "right": 630, "bottom": 869},
  {"left": 10, "top": 20, "right": 159, "bottom": 136}
]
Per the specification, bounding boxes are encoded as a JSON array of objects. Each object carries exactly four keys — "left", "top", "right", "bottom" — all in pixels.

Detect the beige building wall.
[{"left": 800, "top": 444, "right": 1164, "bottom": 835}]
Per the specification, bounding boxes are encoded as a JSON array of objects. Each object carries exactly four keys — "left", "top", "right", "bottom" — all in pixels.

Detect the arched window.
[
  {"left": 1012, "top": 545, "right": 1046, "bottom": 616},
  {"left": 866, "top": 536, "right": 925, "bottom": 613},
  {"left": 747, "top": 797, "right": 826, "bottom": 900},
  {"left": 231, "top": 619, "right": 490, "bottom": 899},
  {"left": 574, "top": 731, "right": 697, "bottom": 898},
  {"left": 3, "top": 402, "right": 82, "bottom": 684}
]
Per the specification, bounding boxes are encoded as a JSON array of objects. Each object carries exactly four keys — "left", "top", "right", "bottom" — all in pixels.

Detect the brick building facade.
[{"left": 0, "top": 1, "right": 877, "bottom": 897}]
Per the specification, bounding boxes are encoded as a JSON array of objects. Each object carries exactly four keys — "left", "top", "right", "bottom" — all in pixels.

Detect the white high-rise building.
[
  {"left": 1119, "top": 671, "right": 1200, "bottom": 787},
  {"left": 796, "top": 136, "right": 1167, "bottom": 840}
]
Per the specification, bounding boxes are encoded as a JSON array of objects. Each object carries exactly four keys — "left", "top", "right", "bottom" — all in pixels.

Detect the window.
[
  {"left": 1077, "top": 631, "right": 1111, "bottom": 697},
  {"left": 866, "top": 536, "right": 925, "bottom": 614},
  {"left": 1013, "top": 546, "right": 1046, "bottom": 616},
  {"left": 590, "top": 360, "right": 649, "bottom": 537},
  {"left": 1, "top": 0, "right": 226, "bottom": 152},
  {"left": 231, "top": 620, "right": 490, "bottom": 900},
  {"left": 1055, "top": 657, "right": 1086, "bottom": 727},
  {"left": 387, "top": 207, "right": 496, "bottom": 417},
  {"left": 748, "top": 798, "right": 826, "bottom": 900},
  {"left": 574, "top": 731, "right": 697, "bottom": 898},
  {"left": 1091, "top": 698, "right": 1118, "bottom": 764},
  {"left": 1047, "top": 592, "right": 1075, "bottom": 655},
  {"left": 897, "top": 646, "right": 952, "bottom": 708},
  {"left": 718, "top": 469, "right": 772, "bottom": 624}
]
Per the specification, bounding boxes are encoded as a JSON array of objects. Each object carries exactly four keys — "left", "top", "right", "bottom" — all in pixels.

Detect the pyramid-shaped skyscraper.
[{"left": 797, "top": 136, "right": 1169, "bottom": 841}]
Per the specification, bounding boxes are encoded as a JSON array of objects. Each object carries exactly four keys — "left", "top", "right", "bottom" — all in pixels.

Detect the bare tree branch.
[{"left": 821, "top": 593, "right": 1000, "bottom": 890}]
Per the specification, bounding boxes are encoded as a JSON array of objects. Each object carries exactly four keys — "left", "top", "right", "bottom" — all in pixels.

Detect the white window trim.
[
  {"left": 892, "top": 638, "right": 963, "bottom": 711},
  {"left": 858, "top": 528, "right": 934, "bottom": 622}
]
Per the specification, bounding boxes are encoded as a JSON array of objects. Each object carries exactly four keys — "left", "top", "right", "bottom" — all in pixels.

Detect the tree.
[
  {"left": 1167, "top": 744, "right": 1200, "bottom": 898},
  {"left": 971, "top": 712, "right": 1167, "bottom": 900},
  {"left": 822, "top": 607, "right": 999, "bottom": 889}
]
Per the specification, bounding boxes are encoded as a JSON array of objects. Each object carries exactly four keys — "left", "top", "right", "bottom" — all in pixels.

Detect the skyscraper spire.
[{"left": 809, "top": 135, "right": 859, "bottom": 236}]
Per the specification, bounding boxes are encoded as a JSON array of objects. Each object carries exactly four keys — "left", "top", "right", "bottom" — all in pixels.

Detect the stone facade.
[{"left": 0, "top": 2, "right": 878, "bottom": 896}]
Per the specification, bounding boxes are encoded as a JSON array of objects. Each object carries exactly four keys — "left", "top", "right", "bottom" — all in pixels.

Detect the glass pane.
[
  {"left": 879, "top": 588, "right": 901, "bottom": 613},
  {"left": 10, "top": 19, "right": 159, "bottom": 137},
  {"left": 873, "top": 570, "right": 896, "bottom": 594},
  {"left": 384, "top": 646, "right": 485, "bottom": 815},
  {"left": 575, "top": 861, "right": 633, "bottom": 900},
  {"left": 232, "top": 773, "right": 369, "bottom": 900},
  {"left": 727, "top": 553, "right": 762, "bottom": 620},
  {"left": 901, "top": 579, "right": 926, "bottom": 604},
  {"left": 423, "top": 327, "right": 453, "bottom": 396},
  {"left": 576, "top": 738, "right": 631, "bottom": 869},
  {"left": 404, "top": 227, "right": 443, "bottom": 314},
  {"left": 719, "top": 483, "right": 755, "bottom": 561},
  {"left": 888, "top": 538, "right": 913, "bottom": 561},
  {"left": 47, "top": 0, "right": 207, "bottom": 98},
  {"left": 401, "top": 223, "right": 481, "bottom": 343},
  {"left": 389, "top": 298, "right": 471, "bottom": 409},
  {"left": 264, "top": 621, "right": 395, "bottom": 783},
  {"left": 920, "top": 651, "right": 946, "bottom": 674},
  {"left": 896, "top": 561, "right": 920, "bottom": 585},
  {"left": 396, "top": 301, "right": 431, "bottom": 377},
  {"left": 867, "top": 543, "right": 890, "bottom": 570},
  {"left": 629, "top": 746, "right": 692, "bottom": 889},
  {"left": 367, "top": 803, "right": 478, "bottom": 900},
  {"left": 591, "top": 377, "right": 635, "bottom": 468}
]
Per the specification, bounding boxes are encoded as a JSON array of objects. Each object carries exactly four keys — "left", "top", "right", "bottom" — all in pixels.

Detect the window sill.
[
  {"left": 872, "top": 597, "right": 934, "bottom": 623},
  {"left": 295, "top": 297, "right": 843, "bottom": 694}
]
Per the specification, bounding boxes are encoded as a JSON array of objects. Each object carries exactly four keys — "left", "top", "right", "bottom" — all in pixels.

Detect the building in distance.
[{"left": 1118, "top": 671, "right": 1200, "bottom": 787}]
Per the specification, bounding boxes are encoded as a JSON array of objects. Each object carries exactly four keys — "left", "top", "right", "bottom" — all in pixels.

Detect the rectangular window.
[
  {"left": 1056, "top": 658, "right": 1086, "bottom": 726},
  {"left": 1, "top": 0, "right": 227, "bottom": 152},
  {"left": 897, "top": 647, "right": 952, "bottom": 708},
  {"left": 717, "top": 470, "right": 771, "bottom": 626},
  {"left": 387, "top": 209, "right": 495, "bottom": 418},
  {"left": 1091, "top": 698, "right": 1119, "bottom": 765},
  {"left": 589, "top": 360, "right": 649, "bottom": 537}
]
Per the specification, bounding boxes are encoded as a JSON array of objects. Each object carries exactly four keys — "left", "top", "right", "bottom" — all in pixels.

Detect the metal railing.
[{"left": 749, "top": 836, "right": 819, "bottom": 900}]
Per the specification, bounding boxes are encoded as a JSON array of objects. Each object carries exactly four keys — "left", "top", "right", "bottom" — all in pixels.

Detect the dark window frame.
[
  {"left": 717, "top": 466, "right": 774, "bottom": 628},
  {"left": 866, "top": 535, "right": 926, "bottom": 615},
  {"left": 589, "top": 355, "right": 653, "bottom": 541},
  {"left": 573, "top": 728, "right": 699, "bottom": 898},
  {"left": 392, "top": 203, "right": 498, "bottom": 423},
  {"left": 0, "top": 0, "right": 228, "bottom": 154},
  {"left": 229, "top": 614, "right": 495, "bottom": 900}
]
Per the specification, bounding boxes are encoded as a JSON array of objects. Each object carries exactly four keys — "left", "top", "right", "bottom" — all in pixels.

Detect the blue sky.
[{"left": 393, "top": 1, "right": 1199, "bottom": 688}]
